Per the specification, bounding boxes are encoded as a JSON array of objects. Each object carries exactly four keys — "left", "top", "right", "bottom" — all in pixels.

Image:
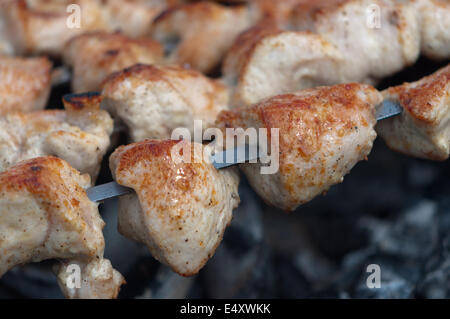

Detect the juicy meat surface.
[
  {"left": 0, "top": 93, "right": 113, "bottom": 181},
  {"left": 222, "top": 25, "right": 343, "bottom": 107},
  {"left": 101, "top": 64, "right": 229, "bottom": 141},
  {"left": 216, "top": 83, "right": 381, "bottom": 211},
  {"left": 0, "top": 55, "right": 52, "bottom": 115},
  {"left": 64, "top": 32, "right": 163, "bottom": 92},
  {"left": 152, "top": 1, "right": 253, "bottom": 73},
  {"left": 0, "top": 156, "right": 124, "bottom": 298},
  {"left": 109, "top": 139, "right": 240, "bottom": 276},
  {"left": 0, "top": 0, "right": 109, "bottom": 56},
  {"left": 377, "top": 64, "right": 450, "bottom": 161}
]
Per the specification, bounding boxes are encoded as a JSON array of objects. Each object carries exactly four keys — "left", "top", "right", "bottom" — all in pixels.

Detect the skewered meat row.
[
  {"left": 0, "top": 156, "right": 124, "bottom": 298},
  {"left": 0, "top": 0, "right": 182, "bottom": 56},
  {"left": 0, "top": 0, "right": 447, "bottom": 299},
  {"left": 0, "top": 55, "right": 52, "bottom": 115},
  {"left": 0, "top": 92, "right": 112, "bottom": 181},
  {"left": 0, "top": 66, "right": 447, "bottom": 295},
  {"left": 101, "top": 64, "right": 229, "bottom": 141},
  {"left": 109, "top": 139, "right": 240, "bottom": 276},
  {"left": 225, "top": 0, "right": 422, "bottom": 107},
  {"left": 63, "top": 32, "right": 163, "bottom": 92},
  {"left": 377, "top": 64, "right": 450, "bottom": 161}
]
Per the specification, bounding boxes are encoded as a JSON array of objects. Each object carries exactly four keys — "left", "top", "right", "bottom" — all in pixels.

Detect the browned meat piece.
[
  {"left": 0, "top": 156, "right": 124, "bottom": 298},
  {"left": 152, "top": 1, "right": 253, "bottom": 73},
  {"left": 0, "top": 93, "right": 113, "bottom": 181},
  {"left": 0, "top": 0, "right": 109, "bottom": 56},
  {"left": 101, "top": 64, "right": 229, "bottom": 141},
  {"left": 216, "top": 83, "right": 382, "bottom": 211},
  {"left": 64, "top": 32, "right": 163, "bottom": 92},
  {"left": 291, "top": 0, "right": 421, "bottom": 81},
  {"left": 109, "top": 139, "right": 240, "bottom": 276},
  {"left": 377, "top": 64, "right": 450, "bottom": 160},
  {"left": 0, "top": 55, "right": 52, "bottom": 115},
  {"left": 414, "top": 0, "right": 450, "bottom": 60},
  {"left": 222, "top": 25, "right": 343, "bottom": 107}
]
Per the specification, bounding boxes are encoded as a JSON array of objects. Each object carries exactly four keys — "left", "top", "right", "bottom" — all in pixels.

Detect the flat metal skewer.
[{"left": 87, "top": 100, "right": 403, "bottom": 203}]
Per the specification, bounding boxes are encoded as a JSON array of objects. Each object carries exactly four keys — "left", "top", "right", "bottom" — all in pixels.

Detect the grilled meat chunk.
[
  {"left": 152, "top": 2, "right": 252, "bottom": 73},
  {"left": 414, "top": 0, "right": 450, "bottom": 60},
  {"left": 64, "top": 32, "right": 163, "bottom": 92},
  {"left": 109, "top": 139, "right": 240, "bottom": 276},
  {"left": 101, "top": 64, "right": 229, "bottom": 141},
  {"left": 0, "top": 93, "right": 113, "bottom": 181},
  {"left": 104, "top": 0, "right": 178, "bottom": 37},
  {"left": 222, "top": 25, "right": 343, "bottom": 107},
  {"left": 291, "top": 0, "right": 421, "bottom": 82},
  {"left": 224, "top": 0, "right": 420, "bottom": 107},
  {"left": 0, "top": 0, "right": 108, "bottom": 56},
  {"left": 216, "top": 83, "right": 381, "bottom": 211},
  {"left": 0, "top": 156, "right": 124, "bottom": 298},
  {"left": 0, "top": 55, "right": 52, "bottom": 115},
  {"left": 377, "top": 64, "right": 450, "bottom": 160}
]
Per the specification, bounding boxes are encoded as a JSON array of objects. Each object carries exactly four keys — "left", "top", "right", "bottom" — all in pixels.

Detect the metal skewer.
[{"left": 87, "top": 100, "right": 403, "bottom": 203}]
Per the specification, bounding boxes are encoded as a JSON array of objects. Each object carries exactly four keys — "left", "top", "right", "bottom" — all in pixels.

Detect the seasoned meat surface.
[
  {"left": 216, "top": 83, "right": 381, "bottom": 211},
  {"left": 110, "top": 139, "right": 240, "bottom": 276}
]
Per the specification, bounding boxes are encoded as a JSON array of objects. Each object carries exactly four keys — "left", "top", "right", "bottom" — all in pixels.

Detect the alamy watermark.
[
  {"left": 367, "top": 4, "right": 382, "bottom": 29},
  {"left": 65, "top": 263, "right": 81, "bottom": 289},
  {"left": 366, "top": 264, "right": 381, "bottom": 289},
  {"left": 66, "top": 4, "right": 81, "bottom": 29}
]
